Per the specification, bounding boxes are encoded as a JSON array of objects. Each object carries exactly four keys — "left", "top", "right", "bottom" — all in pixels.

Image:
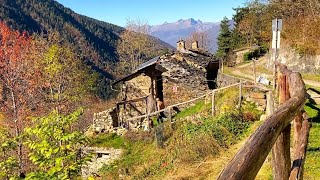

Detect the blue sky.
[{"left": 56, "top": 0, "right": 247, "bottom": 27}]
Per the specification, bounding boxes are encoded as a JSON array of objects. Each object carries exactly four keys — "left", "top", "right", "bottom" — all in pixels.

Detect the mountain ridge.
[{"left": 148, "top": 18, "right": 221, "bottom": 52}]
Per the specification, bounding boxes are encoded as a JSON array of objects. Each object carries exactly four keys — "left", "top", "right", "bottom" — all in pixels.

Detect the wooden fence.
[
  {"left": 218, "top": 63, "right": 310, "bottom": 180},
  {"left": 124, "top": 82, "right": 243, "bottom": 123}
]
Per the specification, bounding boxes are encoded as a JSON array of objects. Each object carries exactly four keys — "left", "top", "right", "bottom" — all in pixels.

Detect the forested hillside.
[
  {"left": 0, "top": 0, "right": 172, "bottom": 77},
  {"left": 0, "top": 0, "right": 122, "bottom": 66}
]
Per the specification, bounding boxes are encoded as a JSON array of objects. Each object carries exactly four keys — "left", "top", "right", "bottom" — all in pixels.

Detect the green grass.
[
  {"left": 89, "top": 133, "right": 126, "bottom": 148},
  {"left": 173, "top": 100, "right": 210, "bottom": 119},
  {"left": 302, "top": 73, "right": 320, "bottom": 82},
  {"left": 304, "top": 100, "right": 320, "bottom": 180}
]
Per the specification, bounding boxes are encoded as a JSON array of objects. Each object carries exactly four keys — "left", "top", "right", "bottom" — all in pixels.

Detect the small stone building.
[{"left": 91, "top": 40, "right": 220, "bottom": 134}]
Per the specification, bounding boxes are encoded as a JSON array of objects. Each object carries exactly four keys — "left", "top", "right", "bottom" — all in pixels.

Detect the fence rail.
[{"left": 125, "top": 82, "right": 243, "bottom": 122}]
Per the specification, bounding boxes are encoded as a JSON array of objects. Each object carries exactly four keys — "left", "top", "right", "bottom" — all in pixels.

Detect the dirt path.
[{"left": 229, "top": 57, "right": 320, "bottom": 88}]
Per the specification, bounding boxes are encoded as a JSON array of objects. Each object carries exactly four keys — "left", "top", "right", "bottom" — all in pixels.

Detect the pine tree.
[{"left": 216, "top": 17, "right": 233, "bottom": 60}]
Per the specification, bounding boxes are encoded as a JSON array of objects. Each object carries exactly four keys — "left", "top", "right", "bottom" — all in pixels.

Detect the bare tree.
[
  {"left": 186, "top": 31, "right": 211, "bottom": 51},
  {"left": 116, "top": 18, "right": 150, "bottom": 76}
]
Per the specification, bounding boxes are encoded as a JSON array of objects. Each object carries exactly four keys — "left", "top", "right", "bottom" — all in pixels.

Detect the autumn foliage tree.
[
  {"left": 233, "top": 0, "right": 320, "bottom": 55},
  {"left": 36, "top": 40, "right": 97, "bottom": 114},
  {"left": 0, "top": 21, "right": 40, "bottom": 173},
  {"left": 0, "top": 22, "right": 97, "bottom": 177}
]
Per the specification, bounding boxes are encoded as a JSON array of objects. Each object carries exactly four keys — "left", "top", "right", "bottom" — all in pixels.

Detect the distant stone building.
[
  {"left": 176, "top": 39, "right": 186, "bottom": 52},
  {"left": 191, "top": 41, "right": 199, "bottom": 50}
]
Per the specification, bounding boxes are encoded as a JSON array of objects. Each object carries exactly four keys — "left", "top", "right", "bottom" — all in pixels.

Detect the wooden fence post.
[
  {"left": 289, "top": 112, "right": 311, "bottom": 180},
  {"left": 253, "top": 58, "right": 257, "bottom": 84},
  {"left": 293, "top": 112, "right": 303, "bottom": 157},
  {"left": 211, "top": 91, "right": 215, "bottom": 116},
  {"left": 168, "top": 107, "right": 172, "bottom": 122},
  {"left": 155, "top": 124, "right": 164, "bottom": 148},
  {"left": 217, "top": 70, "right": 306, "bottom": 180},
  {"left": 271, "top": 72, "right": 291, "bottom": 180},
  {"left": 266, "top": 91, "right": 274, "bottom": 116},
  {"left": 238, "top": 80, "right": 242, "bottom": 108}
]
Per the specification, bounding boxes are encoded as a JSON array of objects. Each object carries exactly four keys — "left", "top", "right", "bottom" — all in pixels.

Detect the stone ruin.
[{"left": 81, "top": 147, "right": 122, "bottom": 179}]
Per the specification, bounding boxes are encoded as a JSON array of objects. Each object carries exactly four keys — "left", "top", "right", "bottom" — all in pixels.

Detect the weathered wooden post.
[
  {"left": 155, "top": 124, "right": 164, "bottom": 148},
  {"left": 293, "top": 113, "right": 303, "bottom": 155},
  {"left": 211, "top": 90, "right": 215, "bottom": 116},
  {"left": 289, "top": 112, "right": 311, "bottom": 180},
  {"left": 271, "top": 71, "right": 291, "bottom": 180},
  {"left": 266, "top": 91, "right": 274, "bottom": 116},
  {"left": 168, "top": 107, "right": 172, "bottom": 122},
  {"left": 253, "top": 58, "right": 257, "bottom": 84},
  {"left": 238, "top": 80, "right": 242, "bottom": 108}
]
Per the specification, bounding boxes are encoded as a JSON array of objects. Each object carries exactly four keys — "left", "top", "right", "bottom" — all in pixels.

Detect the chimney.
[
  {"left": 176, "top": 39, "right": 186, "bottom": 52},
  {"left": 191, "top": 41, "right": 199, "bottom": 50}
]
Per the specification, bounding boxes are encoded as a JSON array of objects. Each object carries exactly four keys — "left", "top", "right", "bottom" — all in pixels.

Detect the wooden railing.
[
  {"left": 124, "top": 82, "right": 243, "bottom": 123},
  {"left": 218, "top": 63, "right": 310, "bottom": 180}
]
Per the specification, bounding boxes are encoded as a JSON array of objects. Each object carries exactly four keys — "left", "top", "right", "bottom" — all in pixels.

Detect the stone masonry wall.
[{"left": 81, "top": 147, "right": 122, "bottom": 179}]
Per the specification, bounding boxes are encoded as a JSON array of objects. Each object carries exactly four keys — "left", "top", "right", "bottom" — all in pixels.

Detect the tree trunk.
[{"left": 10, "top": 89, "right": 23, "bottom": 173}]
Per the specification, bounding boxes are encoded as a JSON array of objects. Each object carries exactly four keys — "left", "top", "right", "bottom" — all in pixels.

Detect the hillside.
[{"left": 0, "top": 0, "right": 172, "bottom": 77}]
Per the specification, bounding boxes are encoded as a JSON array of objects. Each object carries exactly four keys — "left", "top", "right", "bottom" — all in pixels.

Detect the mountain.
[
  {"left": 149, "top": 18, "right": 222, "bottom": 52},
  {"left": 0, "top": 0, "right": 172, "bottom": 78}
]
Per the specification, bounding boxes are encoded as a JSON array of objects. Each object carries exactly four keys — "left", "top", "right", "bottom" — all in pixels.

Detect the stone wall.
[
  {"left": 217, "top": 73, "right": 240, "bottom": 87},
  {"left": 81, "top": 147, "right": 122, "bottom": 179},
  {"left": 266, "top": 45, "right": 320, "bottom": 73}
]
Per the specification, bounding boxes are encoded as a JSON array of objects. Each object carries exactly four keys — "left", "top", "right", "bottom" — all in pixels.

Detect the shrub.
[
  {"left": 243, "top": 51, "right": 252, "bottom": 61},
  {"left": 217, "top": 111, "right": 250, "bottom": 137}
]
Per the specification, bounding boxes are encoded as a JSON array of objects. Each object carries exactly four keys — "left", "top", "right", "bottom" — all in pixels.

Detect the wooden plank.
[{"left": 217, "top": 69, "right": 306, "bottom": 180}]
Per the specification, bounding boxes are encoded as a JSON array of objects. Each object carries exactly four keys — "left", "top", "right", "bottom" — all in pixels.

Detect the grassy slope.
[
  {"left": 89, "top": 87, "right": 267, "bottom": 179},
  {"left": 304, "top": 100, "right": 320, "bottom": 179}
]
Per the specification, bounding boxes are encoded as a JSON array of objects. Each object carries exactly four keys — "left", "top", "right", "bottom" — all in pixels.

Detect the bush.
[
  {"left": 217, "top": 111, "right": 250, "bottom": 137},
  {"left": 243, "top": 51, "right": 253, "bottom": 61},
  {"left": 243, "top": 46, "right": 269, "bottom": 62}
]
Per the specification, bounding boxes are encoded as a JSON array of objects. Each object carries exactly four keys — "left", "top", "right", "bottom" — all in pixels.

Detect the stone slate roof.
[{"left": 113, "top": 50, "right": 218, "bottom": 92}]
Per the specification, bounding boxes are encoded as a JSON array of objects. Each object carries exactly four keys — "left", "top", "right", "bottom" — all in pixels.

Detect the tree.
[
  {"left": 24, "top": 110, "right": 90, "bottom": 179},
  {"left": 0, "top": 128, "right": 19, "bottom": 180},
  {"left": 35, "top": 38, "right": 97, "bottom": 114},
  {"left": 116, "top": 19, "right": 151, "bottom": 76},
  {"left": 216, "top": 17, "right": 233, "bottom": 60},
  {"left": 186, "top": 31, "right": 211, "bottom": 51},
  {"left": 236, "top": 1, "right": 270, "bottom": 47},
  {"left": 0, "top": 21, "right": 40, "bottom": 173}
]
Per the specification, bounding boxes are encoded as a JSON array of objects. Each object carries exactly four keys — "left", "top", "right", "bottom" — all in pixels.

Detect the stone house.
[{"left": 91, "top": 40, "right": 220, "bottom": 134}]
